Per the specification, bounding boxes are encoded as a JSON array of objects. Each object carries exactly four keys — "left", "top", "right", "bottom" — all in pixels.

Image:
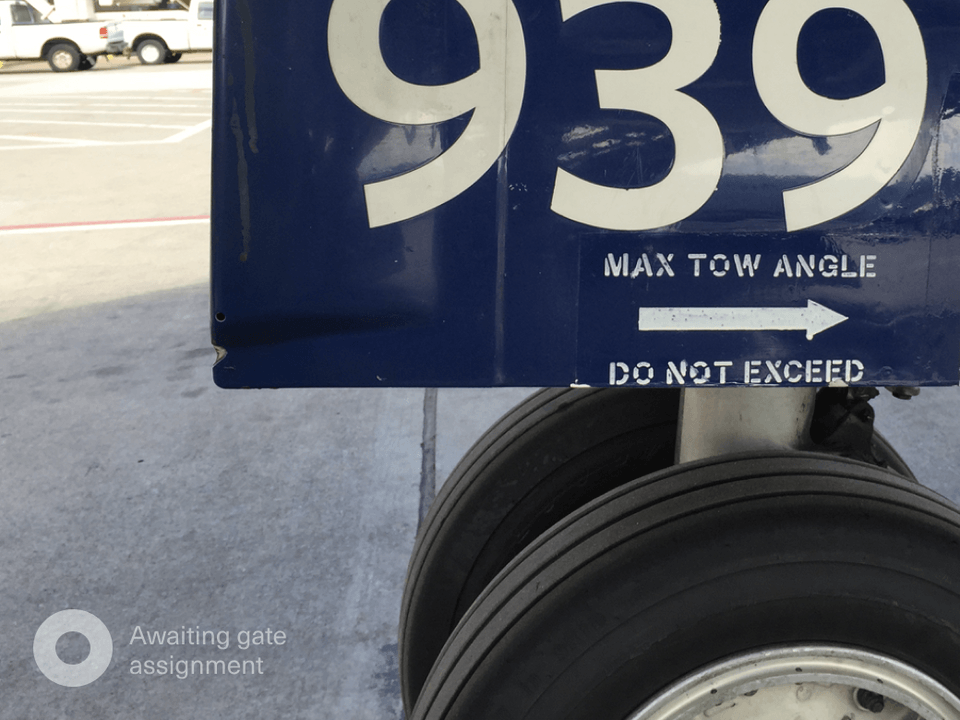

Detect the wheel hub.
[
  {"left": 52, "top": 52, "right": 72, "bottom": 69},
  {"left": 629, "top": 647, "right": 960, "bottom": 720},
  {"left": 141, "top": 45, "right": 161, "bottom": 63}
]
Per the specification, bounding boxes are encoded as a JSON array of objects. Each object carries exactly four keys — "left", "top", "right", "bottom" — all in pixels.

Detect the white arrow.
[{"left": 638, "top": 300, "right": 848, "bottom": 340}]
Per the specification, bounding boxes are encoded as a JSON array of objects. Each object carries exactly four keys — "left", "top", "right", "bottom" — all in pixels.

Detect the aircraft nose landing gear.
[{"left": 403, "top": 388, "right": 960, "bottom": 720}]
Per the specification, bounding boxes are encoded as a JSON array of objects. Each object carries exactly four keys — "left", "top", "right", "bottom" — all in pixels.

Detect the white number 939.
[{"left": 327, "top": 0, "right": 927, "bottom": 233}]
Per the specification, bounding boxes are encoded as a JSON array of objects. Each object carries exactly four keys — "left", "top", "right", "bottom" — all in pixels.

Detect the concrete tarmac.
[
  {"left": 3, "top": 282, "right": 533, "bottom": 718},
  {"left": 1, "top": 53, "right": 958, "bottom": 720}
]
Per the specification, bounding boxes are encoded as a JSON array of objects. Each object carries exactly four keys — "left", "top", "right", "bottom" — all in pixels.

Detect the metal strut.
[{"left": 676, "top": 387, "right": 818, "bottom": 464}]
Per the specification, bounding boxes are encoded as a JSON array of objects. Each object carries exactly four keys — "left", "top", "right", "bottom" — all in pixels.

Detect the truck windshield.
[{"left": 10, "top": 3, "right": 45, "bottom": 24}]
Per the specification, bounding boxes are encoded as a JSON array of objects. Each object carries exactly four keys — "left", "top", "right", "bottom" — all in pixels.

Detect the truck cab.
[{"left": 0, "top": 1, "right": 44, "bottom": 61}]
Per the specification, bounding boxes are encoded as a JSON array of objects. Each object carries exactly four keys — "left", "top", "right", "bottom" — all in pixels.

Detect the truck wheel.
[
  {"left": 47, "top": 44, "right": 80, "bottom": 72},
  {"left": 163, "top": 52, "right": 183, "bottom": 63},
  {"left": 136, "top": 39, "right": 167, "bottom": 65},
  {"left": 411, "top": 454, "right": 960, "bottom": 720},
  {"left": 399, "top": 389, "right": 916, "bottom": 713}
]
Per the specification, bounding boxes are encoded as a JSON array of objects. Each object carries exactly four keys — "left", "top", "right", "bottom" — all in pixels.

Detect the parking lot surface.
[
  {"left": 0, "top": 59, "right": 211, "bottom": 323},
  {"left": 1, "top": 52, "right": 959, "bottom": 720},
  {"left": 0, "top": 89, "right": 210, "bottom": 150}
]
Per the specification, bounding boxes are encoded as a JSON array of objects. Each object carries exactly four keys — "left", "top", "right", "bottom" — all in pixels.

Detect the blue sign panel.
[{"left": 211, "top": 0, "right": 960, "bottom": 388}]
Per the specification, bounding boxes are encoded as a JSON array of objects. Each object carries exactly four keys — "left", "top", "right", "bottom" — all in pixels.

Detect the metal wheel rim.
[
  {"left": 141, "top": 44, "right": 161, "bottom": 63},
  {"left": 52, "top": 51, "right": 73, "bottom": 69},
  {"left": 628, "top": 646, "right": 960, "bottom": 720}
]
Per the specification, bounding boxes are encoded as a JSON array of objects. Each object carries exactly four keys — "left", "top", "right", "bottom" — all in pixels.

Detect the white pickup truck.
[
  {"left": 0, "top": 0, "right": 125, "bottom": 71},
  {"left": 41, "top": 0, "right": 212, "bottom": 64}
]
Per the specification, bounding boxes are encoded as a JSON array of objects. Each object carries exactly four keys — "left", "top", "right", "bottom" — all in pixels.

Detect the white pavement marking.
[
  {"left": 0, "top": 134, "right": 106, "bottom": 145},
  {"left": 0, "top": 118, "right": 211, "bottom": 150},
  {"left": 3, "top": 102, "right": 207, "bottom": 108},
  {"left": 0, "top": 108, "right": 209, "bottom": 117},
  {"left": 0, "top": 68, "right": 212, "bottom": 97},
  {"left": 0, "top": 216, "right": 210, "bottom": 237},
  {"left": 71, "top": 94, "right": 211, "bottom": 101},
  {"left": 0, "top": 119, "right": 191, "bottom": 129},
  {"left": 162, "top": 119, "right": 213, "bottom": 143}
]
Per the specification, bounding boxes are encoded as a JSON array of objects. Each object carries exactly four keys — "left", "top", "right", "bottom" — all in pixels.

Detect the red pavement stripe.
[{"left": 0, "top": 215, "right": 210, "bottom": 232}]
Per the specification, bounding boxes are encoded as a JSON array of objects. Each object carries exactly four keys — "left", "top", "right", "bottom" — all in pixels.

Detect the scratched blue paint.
[{"left": 210, "top": 0, "right": 960, "bottom": 388}]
